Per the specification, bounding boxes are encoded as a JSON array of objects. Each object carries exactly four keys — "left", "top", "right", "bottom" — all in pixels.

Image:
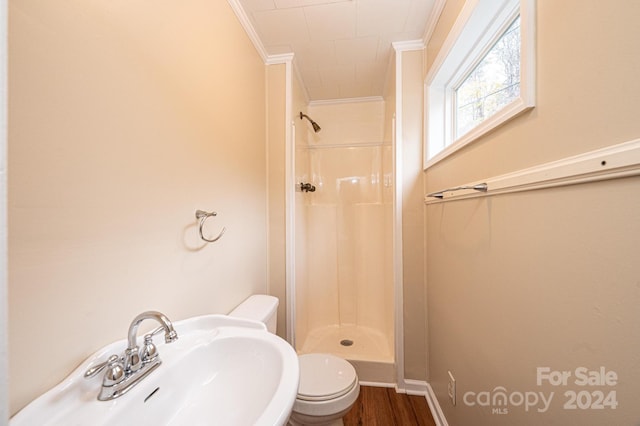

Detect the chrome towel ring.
[{"left": 195, "top": 210, "right": 226, "bottom": 243}]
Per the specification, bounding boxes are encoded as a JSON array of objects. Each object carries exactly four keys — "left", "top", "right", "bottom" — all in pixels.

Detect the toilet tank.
[{"left": 228, "top": 295, "right": 279, "bottom": 334}]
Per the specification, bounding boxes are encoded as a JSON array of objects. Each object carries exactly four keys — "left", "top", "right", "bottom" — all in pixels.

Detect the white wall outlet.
[{"left": 448, "top": 370, "right": 456, "bottom": 406}]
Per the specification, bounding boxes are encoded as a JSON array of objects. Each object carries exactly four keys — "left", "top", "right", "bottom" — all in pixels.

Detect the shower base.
[
  {"left": 297, "top": 324, "right": 396, "bottom": 384},
  {"left": 298, "top": 324, "right": 392, "bottom": 362}
]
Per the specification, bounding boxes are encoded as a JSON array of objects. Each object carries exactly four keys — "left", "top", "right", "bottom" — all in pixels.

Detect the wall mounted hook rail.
[
  {"left": 426, "top": 183, "right": 488, "bottom": 199},
  {"left": 195, "top": 210, "right": 226, "bottom": 243}
]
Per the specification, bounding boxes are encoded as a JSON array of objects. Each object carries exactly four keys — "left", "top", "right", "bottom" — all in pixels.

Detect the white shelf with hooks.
[{"left": 425, "top": 138, "right": 640, "bottom": 203}]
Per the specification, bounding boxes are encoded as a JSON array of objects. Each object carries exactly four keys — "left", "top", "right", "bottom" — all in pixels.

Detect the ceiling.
[{"left": 236, "top": 0, "right": 438, "bottom": 101}]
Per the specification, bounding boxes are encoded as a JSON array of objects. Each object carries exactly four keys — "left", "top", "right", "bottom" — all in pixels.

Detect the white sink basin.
[{"left": 11, "top": 315, "right": 300, "bottom": 426}]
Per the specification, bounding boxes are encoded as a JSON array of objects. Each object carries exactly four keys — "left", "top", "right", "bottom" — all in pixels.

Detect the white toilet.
[{"left": 229, "top": 295, "right": 360, "bottom": 426}]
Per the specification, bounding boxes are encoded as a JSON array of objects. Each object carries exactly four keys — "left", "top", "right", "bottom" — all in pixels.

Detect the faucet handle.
[
  {"left": 102, "top": 356, "right": 125, "bottom": 387},
  {"left": 147, "top": 325, "right": 178, "bottom": 343},
  {"left": 140, "top": 332, "right": 159, "bottom": 362},
  {"left": 147, "top": 326, "right": 167, "bottom": 339},
  {"left": 84, "top": 354, "right": 120, "bottom": 379}
]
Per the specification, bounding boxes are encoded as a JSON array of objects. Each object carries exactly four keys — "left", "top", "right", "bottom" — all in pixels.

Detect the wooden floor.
[{"left": 343, "top": 386, "right": 437, "bottom": 426}]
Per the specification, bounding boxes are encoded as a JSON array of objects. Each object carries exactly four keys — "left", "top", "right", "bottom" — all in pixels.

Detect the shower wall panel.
[
  {"left": 305, "top": 204, "right": 339, "bottom": 330},
  {"left": 306, "top": 145, "right": 391, "bottom": 338}
]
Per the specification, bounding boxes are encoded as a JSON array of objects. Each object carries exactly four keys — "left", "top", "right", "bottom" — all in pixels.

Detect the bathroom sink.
[{"left": 11, "top": 315, "right": 300, "bottom": 426}]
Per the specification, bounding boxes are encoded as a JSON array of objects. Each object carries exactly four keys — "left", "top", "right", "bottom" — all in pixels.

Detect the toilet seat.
[{"left": 297, "top": 353, "right": 358, "bottom": 402}]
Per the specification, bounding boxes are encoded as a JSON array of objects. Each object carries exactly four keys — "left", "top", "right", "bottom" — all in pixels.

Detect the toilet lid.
[{"left": 297, "top": 353, "right": 358, "bottom": 402}]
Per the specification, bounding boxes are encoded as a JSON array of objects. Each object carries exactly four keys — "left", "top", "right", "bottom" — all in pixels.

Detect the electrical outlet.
[{"left": 448, "top": 370, "right": 456, "bottom": 406}]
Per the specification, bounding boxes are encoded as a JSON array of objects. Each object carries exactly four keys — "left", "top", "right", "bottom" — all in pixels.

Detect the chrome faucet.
[
  {"left": 125, "top": 311, "right": 178, "bottom": 373},
  {"left": 84, "top": 311, "right": 178, "bottom": 401}
]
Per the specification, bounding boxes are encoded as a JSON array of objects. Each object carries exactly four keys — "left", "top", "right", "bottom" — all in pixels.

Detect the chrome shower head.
[{"left": 300, "top": 112, "right": 321, "bottom": 133}]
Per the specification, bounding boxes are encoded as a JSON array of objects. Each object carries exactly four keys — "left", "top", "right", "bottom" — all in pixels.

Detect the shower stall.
[{"left": 292, "top": 100, "right": 395, "bottom": 380}]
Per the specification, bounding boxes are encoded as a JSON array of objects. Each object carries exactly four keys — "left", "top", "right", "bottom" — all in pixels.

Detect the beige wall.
[
  {"left": 383, "top": 50, "right": 397, "bottom": 352},
  {"left": 398, "top": 48, "right": 428, "bottom": 381},
  {"left": 9, "top": 0, "right": 267, "bottom": 415},
  {"left": 425, "top": 1, "right": 640, "bottom": 424},
  {"left": 0, "top": 0, "right": 7, "bottom": 421},
  {"left": 266, "top": 61, "right": 310, "bottom": 341},
  {"left": 266, "top": 63, "right": 287, "bottom": 339},
  {"left": 383, "top": 52, "right": 396, "bottom": 145},
  {"left": 384, "top": 47, "right": 431, "bottom": 382}
]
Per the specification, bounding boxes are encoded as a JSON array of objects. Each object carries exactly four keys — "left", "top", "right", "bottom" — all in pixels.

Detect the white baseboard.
[
  {"left": 358, "top": 380, "right": 395, "bottom": 388},
  {"left": 363, "top": 380, "right": 448, "bottom": 426},
  {"left": 425, "top": 383, "right": 449, "bottom": 426},
  {"left": 400, "top": 378, "right": 429, "bottom": 395}
]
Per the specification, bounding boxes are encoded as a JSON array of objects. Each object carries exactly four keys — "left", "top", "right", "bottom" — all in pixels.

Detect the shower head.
[{"left": 300, "top": 112, "right": 321, "bottom": 133}]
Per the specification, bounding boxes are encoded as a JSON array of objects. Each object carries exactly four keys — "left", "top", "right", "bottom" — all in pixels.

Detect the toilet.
[{"left": 229, "top": 295, "right": 360, "bottom": 426}]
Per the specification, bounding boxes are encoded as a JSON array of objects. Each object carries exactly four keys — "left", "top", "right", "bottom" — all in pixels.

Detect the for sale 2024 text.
[{"left": 537, "top": 367, "right": 618, "bottom": 410}]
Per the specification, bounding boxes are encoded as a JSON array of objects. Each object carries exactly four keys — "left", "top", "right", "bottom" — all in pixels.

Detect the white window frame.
[{"left": 424, "top": 0, "right": 536, "bottom": 169}]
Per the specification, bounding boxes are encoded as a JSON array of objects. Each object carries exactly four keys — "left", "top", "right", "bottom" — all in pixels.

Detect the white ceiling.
[{"left": 237, "top": 0, "right": 437, "bottom": 101}]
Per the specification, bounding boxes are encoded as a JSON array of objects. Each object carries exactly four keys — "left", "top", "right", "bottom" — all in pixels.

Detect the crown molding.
[
  {"left": 227, "top": 0, "right": 269, "bottom": 62},
  {"left": 308, "top": 96, "right": 385, "bottom": 107},
  {"left": 422, "top": 0, "right": 447, "bottom": 46},
  {"left": 266, "top": 53, "right": 294, "bottom": 65},
  {"left": 392, "top": 39, "right": 426, "bottom": 52},
  {"left": 227, "top": 0, "right": 299, "bottom": 67}
]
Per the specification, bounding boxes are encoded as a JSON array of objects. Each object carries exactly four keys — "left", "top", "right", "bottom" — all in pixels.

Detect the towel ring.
[{"left": 195, "top": 210, "right": 226, "bottom": 243}]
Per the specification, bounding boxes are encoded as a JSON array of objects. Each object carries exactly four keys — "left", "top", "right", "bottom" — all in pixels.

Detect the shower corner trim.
[{"left": 283, "top": 58, "right": 296, "bottom": 347}]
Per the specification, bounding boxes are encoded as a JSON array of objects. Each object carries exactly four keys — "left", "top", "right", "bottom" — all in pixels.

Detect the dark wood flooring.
[{"left": 343, "top": 386, "right": 437, "bottom": 426}]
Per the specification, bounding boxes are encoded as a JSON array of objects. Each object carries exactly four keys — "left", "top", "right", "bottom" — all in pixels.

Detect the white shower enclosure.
[{"left": 292, "top": 101, "right": 395, "bottom": 374}]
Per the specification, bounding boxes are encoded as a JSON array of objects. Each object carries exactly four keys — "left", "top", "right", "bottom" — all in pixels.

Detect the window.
[
  {"left": 455, "top": 16, "right": 521, "bottom": 138},
  {"left": 424, "top": 0, "right": 535, "bottom": 169}
]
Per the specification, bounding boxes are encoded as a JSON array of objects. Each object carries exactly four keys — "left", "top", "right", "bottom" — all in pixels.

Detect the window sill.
[{"left": 424, "top": 100, "right": 534, "bottom": 170}]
